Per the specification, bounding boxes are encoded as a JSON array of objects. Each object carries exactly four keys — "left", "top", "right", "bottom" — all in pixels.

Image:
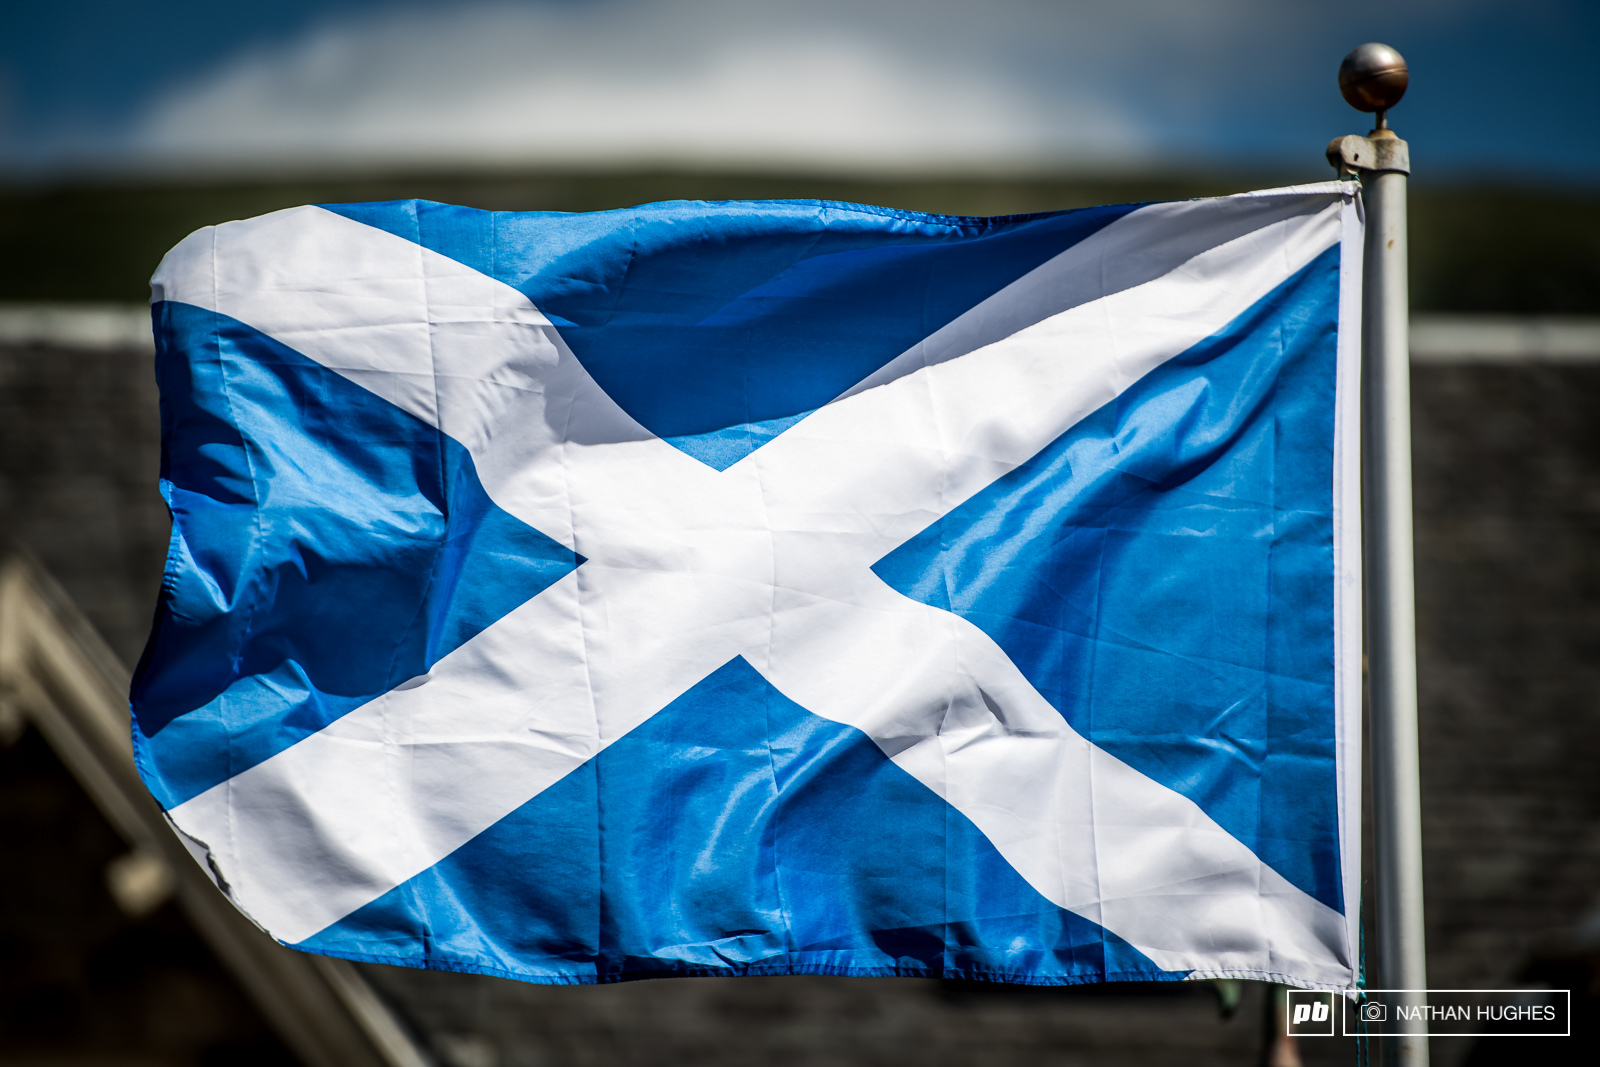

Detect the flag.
[{"left": 135, "top": 184, "right": 1364, "bottom": 989}]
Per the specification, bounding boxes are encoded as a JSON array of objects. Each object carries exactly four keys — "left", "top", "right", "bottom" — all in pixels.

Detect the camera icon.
[{"left": 1360, "top": 1002, "right": 1388, "bottom": 1023}]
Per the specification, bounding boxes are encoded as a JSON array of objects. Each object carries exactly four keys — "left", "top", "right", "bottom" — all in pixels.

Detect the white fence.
[{"left": 2, "top": 304, "right": 1599, "bottom": 363}]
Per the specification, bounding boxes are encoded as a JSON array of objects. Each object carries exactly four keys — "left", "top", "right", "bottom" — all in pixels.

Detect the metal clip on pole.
[{"left": 1331, "top": 42, "right": 1429, "bottom": 1067}]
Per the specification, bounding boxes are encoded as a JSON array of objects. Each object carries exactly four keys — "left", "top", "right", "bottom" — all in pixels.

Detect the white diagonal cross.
[{"left": 153, "top": 191, "right": 1353, "bottom": 984}]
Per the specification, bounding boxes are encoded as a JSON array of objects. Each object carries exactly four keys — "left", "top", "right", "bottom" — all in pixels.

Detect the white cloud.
[
  {"left": 122, "top": 0, "right": 1160, "bottom": 174},
  {"left": 46, "top": 0, "right": 1502, "bottom": 176}
]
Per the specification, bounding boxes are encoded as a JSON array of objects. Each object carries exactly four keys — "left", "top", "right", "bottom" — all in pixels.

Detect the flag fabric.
[{"left": 135, "top": 184, "right": 1364, "bottom": 990}]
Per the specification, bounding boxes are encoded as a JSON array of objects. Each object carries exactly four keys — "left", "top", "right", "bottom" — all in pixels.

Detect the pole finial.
[{"left": 1339, "top": 43, "right": 1408, "bottom": 128}]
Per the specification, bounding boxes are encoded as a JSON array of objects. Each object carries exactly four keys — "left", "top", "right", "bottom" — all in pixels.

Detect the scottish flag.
[{"left": 135, "top": 184, "right": 1363, "bottom": 989}]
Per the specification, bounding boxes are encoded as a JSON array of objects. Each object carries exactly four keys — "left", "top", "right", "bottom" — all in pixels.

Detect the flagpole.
[{"left": 1328, "top": 43, "right": 1428, "bottom": 1066}]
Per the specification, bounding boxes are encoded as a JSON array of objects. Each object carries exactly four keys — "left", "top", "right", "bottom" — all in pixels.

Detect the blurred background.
[{"left": 1, "top": 1, "right": 1597, "bottom": 1065}]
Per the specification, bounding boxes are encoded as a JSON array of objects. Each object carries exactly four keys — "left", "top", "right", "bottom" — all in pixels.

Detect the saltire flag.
[{"left": 134, "top": 183, "right": 1364, "bottom": 990}]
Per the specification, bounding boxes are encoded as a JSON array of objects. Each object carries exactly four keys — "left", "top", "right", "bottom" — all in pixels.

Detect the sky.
[{"left": 2, "top": 0, "right": 1596, "bottom": 182}]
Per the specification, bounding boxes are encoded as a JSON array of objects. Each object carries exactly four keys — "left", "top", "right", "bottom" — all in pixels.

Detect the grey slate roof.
[{"left": 2, "top": 314, "right": 1598, "bottom": 1064}]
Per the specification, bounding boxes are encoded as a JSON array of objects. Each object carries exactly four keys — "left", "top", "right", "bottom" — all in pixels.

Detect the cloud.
[
  {"left": 121, "top": 0, "right": 1161, "bottom": 174},
  {"left": 15, "top": 0, "right": 1556, "bottom": 177}
]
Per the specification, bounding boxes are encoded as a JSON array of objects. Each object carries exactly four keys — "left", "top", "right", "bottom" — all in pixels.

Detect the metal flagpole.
[{"left": 1328, "top": 43, "right": 1429, "bottom": 1067}]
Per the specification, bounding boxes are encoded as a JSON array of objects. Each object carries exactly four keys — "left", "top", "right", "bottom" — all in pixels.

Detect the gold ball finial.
[{"left": 1339, "top": 43, "right": 1409, "bottom": 114}]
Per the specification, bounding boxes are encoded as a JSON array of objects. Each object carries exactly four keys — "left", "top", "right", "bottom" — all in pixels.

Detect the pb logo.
[{"left": 1286, "top": 990, "right": 1337, "bottom": 1036}]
